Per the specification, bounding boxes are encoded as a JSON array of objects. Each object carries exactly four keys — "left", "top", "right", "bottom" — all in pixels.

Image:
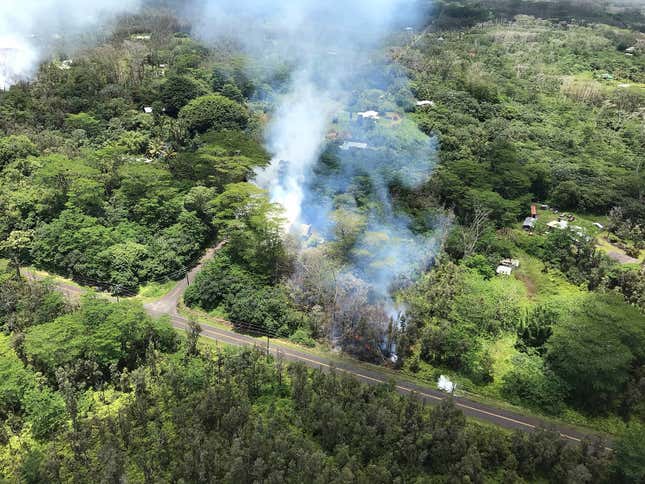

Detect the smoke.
[
  {"left": 191, "top": 0, "right": 443, "bottom": 341},
  {"left": 190, "top": 0, "right": 424, "bottom": 218},
  {"left": 311, "top": 113, "right": 446, "bottom": 322},
  {"left": 0, "top": 0, "right": 142, "bottom": 89},
  {"left": 254, "top": 75, "right": 335, "bottom": 224}
]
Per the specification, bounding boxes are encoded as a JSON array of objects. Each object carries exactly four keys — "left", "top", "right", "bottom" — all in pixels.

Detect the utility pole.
[{"left": 185, "top": 271, "right": 190, "bottom": 286}]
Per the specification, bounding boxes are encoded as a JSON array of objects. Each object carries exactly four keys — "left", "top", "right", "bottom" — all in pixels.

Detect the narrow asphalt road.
[
  {"left": 144, "top": 241, "right": 226, "bottom": 315},
  {"left": 22, "top": 251, "right": 610, "bottom": 447}
]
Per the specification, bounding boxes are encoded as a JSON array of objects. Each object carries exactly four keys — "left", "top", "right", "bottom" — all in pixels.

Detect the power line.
[{"left": 32, "top": 247, "right": 213, "bottom": 296}]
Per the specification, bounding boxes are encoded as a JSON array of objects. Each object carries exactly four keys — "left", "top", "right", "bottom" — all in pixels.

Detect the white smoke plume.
[
  {"left": 254, "top": 75, "right": 335, "bottom": 225},
  {"left": 190, "top": 0, "right": 443, "bottom": 337},
  {"left": 0, "top": 0, "right": 142, "bottom": 89},
  {"left": 190, "top": 0, "right": 425, "bottom": 227}
]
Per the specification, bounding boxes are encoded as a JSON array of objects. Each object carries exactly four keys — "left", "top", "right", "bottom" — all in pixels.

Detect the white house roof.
[
  {"left": 58, "top": 59, "right": 73, "bottom": 70},
  {"left": 501, "top": 258, "right": 520, "bottom": 268},
  {"left": 523, "top": 217, "right": 536, "bottom": 227},
  {"left": 143, "top": 106, "right": 153, "bottom": 114},
  {"left": 340, "top": 141, "right": 368, "bottom": 150},
  {"left": 357, "top": 110, "right": 380, "bottom": 119},
  {"left": 416, "top": 100, "right": 435, "bottom": 107},
  {"left": 496, "top": 265, "right": 513, "bottom": 276}
]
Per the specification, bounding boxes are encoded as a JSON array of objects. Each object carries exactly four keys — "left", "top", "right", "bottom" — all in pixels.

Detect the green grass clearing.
[{"left": 134, "top": 280, "right": 177, "bottom": 302}]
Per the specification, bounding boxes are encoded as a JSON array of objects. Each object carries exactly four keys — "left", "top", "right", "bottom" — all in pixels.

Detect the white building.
[
  {"left": 501, "top": 258, "right": 520, "bottom": 268},
  {"left": 340, "top": 141, "right": 368, "bottom": 151},
  {"left": 496, "top": 265, "right": 513, "bottom": 276},
  {"left": 357, "top": 110, "right": 380, "bottom": 120},
  {"left": 547, "top": 220, "right": 569, "bottom": 230}
]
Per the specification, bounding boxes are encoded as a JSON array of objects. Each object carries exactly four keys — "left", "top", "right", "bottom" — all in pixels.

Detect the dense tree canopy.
[
  {"left": 0, "top": 270, "right": 622, "bottom": 483},
  {"left": 179, "top": 94, "right": 249, "bottom": 133}
]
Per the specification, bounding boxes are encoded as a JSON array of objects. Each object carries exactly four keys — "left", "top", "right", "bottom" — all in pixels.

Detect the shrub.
[
  {"left": 289, "top": 329, "right": 316, "bottom": 347},
  {"left": 501, "top": 353, "right": 567, "bottom": 415}
]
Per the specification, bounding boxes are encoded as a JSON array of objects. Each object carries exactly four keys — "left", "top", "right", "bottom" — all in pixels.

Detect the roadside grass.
[
  {"left": 22, "top": 266, "right": 84, "bottom": 290},
  {"left": 133, "top": 280, "right": 177, "bottom": 302},
  {"left": 177, "top": 303, "right": 232, "bottom": 332},
  {"left": 208, "top": 305, "right": 229, "bottom": 320},
  {"left": 22, "top": 266, "right": 185, "bottom": 304},
  {"left": 379, "top": 345, "right": 613, "bottom": 439},
  {"left": 483, "top": 335, "right": 521, "bottom": 396},
  {"left": 559, "top": 408, "right": 629, "bottom": 437}
]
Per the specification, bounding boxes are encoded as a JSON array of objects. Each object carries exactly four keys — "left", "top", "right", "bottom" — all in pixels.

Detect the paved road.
[
  {"left": 155, "top": 310, "right": 602, "bottom": 445},
  {"left": 144, "top": 241, "right": 226, "bottom": 315},
  {"left": 23, "top": 253, "right": 609, "bottom": 447}
]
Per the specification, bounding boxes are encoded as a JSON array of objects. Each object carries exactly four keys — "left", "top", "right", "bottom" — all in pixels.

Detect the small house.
[
  {"left": 523, "top": 217, "right": 536, "bottom": 230},
  {"left": 143, "top": 106, "right": 153, "bottom": 114},
  {"left": 340, "top": 141, "right": 368, "bottom": 151},
  {"left": 501, "top": 259, "right": 520, "bottom": 268},
  {"left": 357, "top": 110, "right": 380, "bottom": 120},
  {"left": 496, "top": 265, "right": 513, "bottom": 276},
  {"left": 497, "top": 258, "right": 519, "bottom": 276},
  {"left": 416, "top": 100, "right": 435, "bottom": 107}
]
